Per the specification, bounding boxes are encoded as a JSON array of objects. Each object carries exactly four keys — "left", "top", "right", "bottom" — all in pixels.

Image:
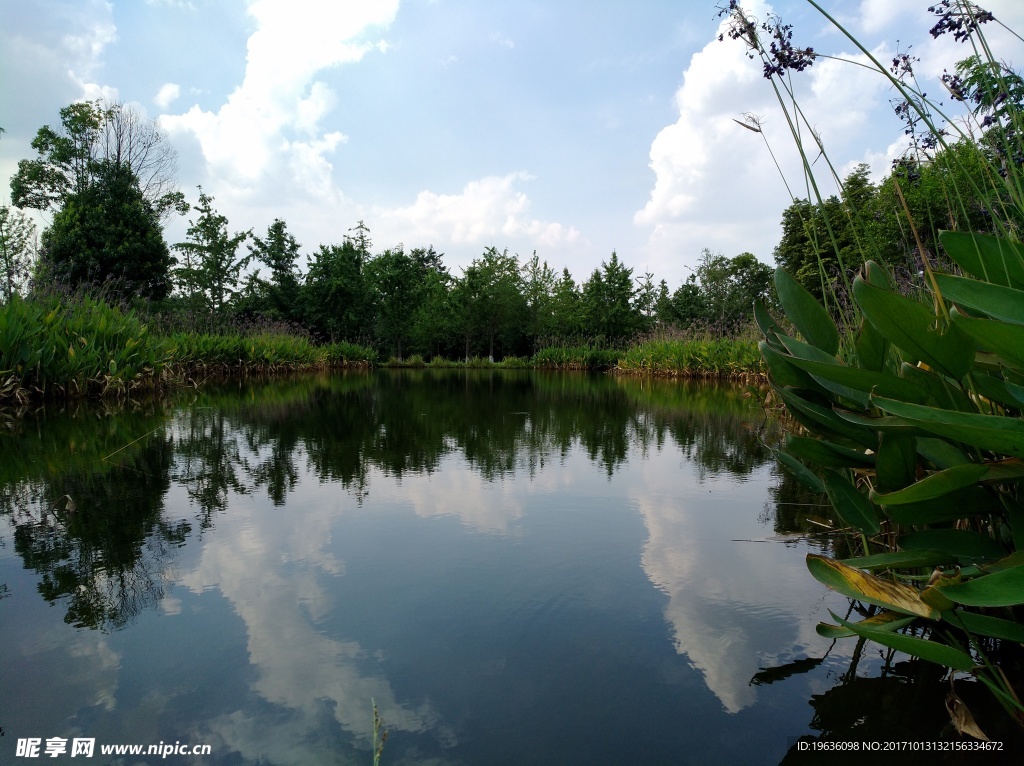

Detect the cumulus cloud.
[
  {"left": 57, "top": 2, "right": 119, "bottom": 101},
  {"left": 375, "top": 172, "right": 581, "bottom": 253},
  {"left": 631, "top": 0, "right": 941, "bottom": 276},
  {"left": 161, "top": 0, "right": 398, "bottom": 191},
  {"left": 153, "top": 82, "right": 180, "bottom": 109}
]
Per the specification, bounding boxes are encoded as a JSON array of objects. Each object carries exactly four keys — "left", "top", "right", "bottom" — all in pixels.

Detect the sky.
[{"left": 2, "top": 0, "right": 1023, "bottom": 289}]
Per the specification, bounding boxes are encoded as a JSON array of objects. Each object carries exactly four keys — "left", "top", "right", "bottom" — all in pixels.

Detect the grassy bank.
[
  {"left": 0, "top": 294, "right": 376, "bottom": 405},
  {"left": 1, "top": 294, "right": 766, "bottom": 405}
]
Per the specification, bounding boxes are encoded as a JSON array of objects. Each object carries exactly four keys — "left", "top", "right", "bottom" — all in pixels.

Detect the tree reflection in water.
[{"left": 0, "top": 371, "right": 785, "bottom": 633}]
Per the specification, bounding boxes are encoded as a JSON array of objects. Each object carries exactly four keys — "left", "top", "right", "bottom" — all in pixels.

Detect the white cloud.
[
  {"left": 161, "top": 0, "right": 398, "bottom": 190},
  {"left": 153, "top": 82, "right": 180, "bottom": 109},
  {"left": 490, "top": 32, "right": 514, "bottom": 50},
  {"left": 59, "top": 2, "right": 119, "bottom": 101},
  {"left": 375, "top": 172, "right": 581, "bottom": 253}
]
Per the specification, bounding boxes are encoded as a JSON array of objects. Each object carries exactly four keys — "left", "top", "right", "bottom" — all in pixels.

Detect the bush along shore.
[{"left": 0, "top": 294, "right": 766, "bottom": 406}]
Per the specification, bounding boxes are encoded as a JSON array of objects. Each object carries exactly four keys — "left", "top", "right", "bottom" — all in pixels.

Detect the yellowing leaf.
[{"left": 807, "top": 554, "right": 939, "bottom": 619}]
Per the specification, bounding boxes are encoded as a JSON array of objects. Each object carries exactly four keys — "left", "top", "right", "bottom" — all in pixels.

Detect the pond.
[{"left": 0, "top": 371, "right": 975, "bottom": 764}]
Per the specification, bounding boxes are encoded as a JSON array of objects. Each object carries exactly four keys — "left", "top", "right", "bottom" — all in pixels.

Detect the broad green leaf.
[
  {"left": 900, "top": 529, "right": 1007, "bottom": 564},
  {"left": 829, "top": 611, "right": 975, "bottom": 671},
  {"left": 853, "top": 275, "right": 974, "bottom": 380},
  {"left": 943, "top": 610, "right": 1024, "bottom": 643},
  {"left": 883, "top": 487, "right": 992, "bottom": 525},
  {"left": 775, "top": 268, "right": 839, "bottom": 356},
  {"left": 779, "top": 334, "right": 839, "bottom": 364},
  {"left": 921, "top": 583, "right": 958, "bottom": 612},
  {"left": 871, "top": 395, "right": 1024, "bottom": 458},
  {"left": 899, "top": 363, "right": 973, "bottom": 412},
  {"left": 806, "top": 554, "right": 938, "bottom": 618},
  {"left": 783, "top": 351, "right": 925, "bottom": 406},
  {"left": 870, "top": 463, "right": 987, "bottom": 506},
  {"left": 775, "top": 451, "right": 826, "bottom": 494},
  {"left": 952, "top": 308, "right": 1024, "bottom": 368},
  {"left": 971, "top": 372, "right": 1024, "bottom": 410},
  {"left": 875, "top": 432, "right": 917, "bottom": 492},
  {"left": 936, "top": 565, "right": 1024, "bottom": 606},
  {"left": 855, "top": 261, "right": 894, "bottom": 372},
  {"left": 753, "top": 298, "right": 783, "bottom": 339},
  {"left": 938, "top": 231, "right": 1024, "bottom": 290},
  {"left": 815, "top": 610, "right": 916, "bottom": 639},
  {"left": 1005, "top": 380, "right": 1024, "bottom": 408},
  {"left": 916, "top": 437, "right": 970, "bottom": 470},
  {"left": 839, "top": 550, "right": 955, "bottom": 570},
  {"left": 786, "top": 435, "right": 874, "bottom": 468},
  {"left": 821, "top": 470, "right": 881, "bottom": 535},
  {"left": 777, "top": 388, "right": 877, "bottom": 448},
  {"left": 856, "top": 315, "right": 888, "bottom": 372},
  {"left": 759, "top": 341, "right": 822, "bottom": 390},
  {"left": 835, "top": 410, "right": 925, "bottom": 434},
  {"left": 863, "top": 259, "right": 896, "bottom": 291},
  {"left": 933, "top": 273, "right": 1024, "bottom": 324}
]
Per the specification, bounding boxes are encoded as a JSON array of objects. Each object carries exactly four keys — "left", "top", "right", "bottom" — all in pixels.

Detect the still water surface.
[{"left": 0, "top": 371, "right": 942, "bottom": 764}]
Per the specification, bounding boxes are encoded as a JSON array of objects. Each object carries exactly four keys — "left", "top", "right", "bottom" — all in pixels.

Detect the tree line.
[
  {"left": 1, "top": 101, "right": 776, "bottom": 361},
  {"left": 3, "top": 94, "right": 1014, "bottom": 360}
]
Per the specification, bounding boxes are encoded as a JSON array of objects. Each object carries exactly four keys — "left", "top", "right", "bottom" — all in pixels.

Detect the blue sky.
[{"left": 2, "top": 0, "right": 1023, "bottom": 289}]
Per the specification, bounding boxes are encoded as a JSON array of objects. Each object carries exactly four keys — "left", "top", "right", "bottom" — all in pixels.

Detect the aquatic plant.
[
  {"left": 722, "top": 0, "right": 1024, "bottom": 730},
  {"left": 617, "top": 337, "right": 763, "bottom": 379}
]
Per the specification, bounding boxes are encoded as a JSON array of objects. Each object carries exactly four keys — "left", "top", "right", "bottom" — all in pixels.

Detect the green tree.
[
  {"left": 454, "top": 247, "right": 527, "bottom": 361},
  {"left": 11, "top": 100, "right": 184, "bottom": 220},
  {"left": 634, "top": 271, "right": 657, "bottom": 333},
  {"left": 693, "top": 250, "right": 772, "bottom": 329},
  {"left": 580, "top": 251, "right": 639, "bottom": 341},
  {"left": 39, "top": 160, "right": 173, "bottom": 300},
  {"left": 773, "top": 165, "right": 877, "bottom": 297},
  {"left": 304, "top": 240, "right": 371, "bottom": 341},
  {"left": 521, "top": 252, "right": 557, "bottom": 345},
  {"left": 0, "top": 205, "right": 37, "bottom": 302},
  {"left": 174, "top": 188, "right": 250, "bottom": 312},
  {"left": 548, "top": 268, "right": 583, "bottom": 340},
  {"left": 407, "top": 246, "right": 453, "bottom": 357},
  {"left": 248, "top": 218, "right": 302, "bottom": 321},
  {"left": 366, "top": 246, "right": 421, "bottom": 360}
]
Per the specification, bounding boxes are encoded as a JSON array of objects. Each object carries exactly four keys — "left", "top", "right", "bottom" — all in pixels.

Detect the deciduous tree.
[
  {"left": 174, "top": 188, "right": 250, "bottom": 312},
  {"left": 0, "top": 205, "right": 36, "bottom": 302}
]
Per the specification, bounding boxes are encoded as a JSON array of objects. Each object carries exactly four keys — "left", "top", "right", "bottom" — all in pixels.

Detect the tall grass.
[
  {"left": 0, "top": 294, "right": 376, "bottom": 404},
  {"left": 617, "top": 338, "right": 763, "bottom": 379}
]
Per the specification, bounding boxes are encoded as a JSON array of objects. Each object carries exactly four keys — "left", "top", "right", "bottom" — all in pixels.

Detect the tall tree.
[
  {"left": 694, "top": 249, "right": 772, "bottom": 329},
  {"left": 580, "top": 251, "right": 639, "bottom": 342},
  {"left": 304, "top": 240, "right": 371, "bottom": 341},
  {"left": 248, "top": 218, "right": 302, "bottom": 320},
  {"left": 0, "top": 205, "right": 37, "bottom": 302},
  {"left": 521, "top": 252, "right": 557, "bottom": 345},
  {"left": 11, "top": 100, "right": 184, "bottom": 220},
  {"left": 454, "top": 248, "right": 527, "bottom": 361},
  {"left": 366, "top": 246, "right": 421, "bottom": 360},
  {"left": 39, "top": 160, "right": 173, "bottom": 300},
  {"left": 174, "top": 188, "right": 250, "bottom": 312}
]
